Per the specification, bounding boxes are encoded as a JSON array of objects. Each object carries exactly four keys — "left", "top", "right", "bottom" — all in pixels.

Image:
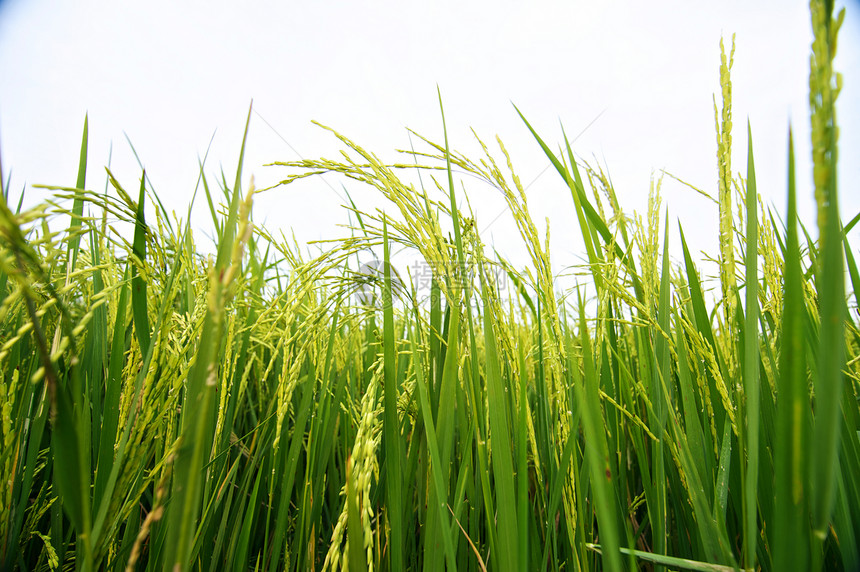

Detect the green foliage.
[{"left": 0, "top": 3, "right": 857, "bottom": 570}]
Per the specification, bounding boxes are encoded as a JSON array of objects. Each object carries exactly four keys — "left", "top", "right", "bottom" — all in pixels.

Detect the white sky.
[{"left": 1, "top": 0, "right": 858, "bottom": 283}]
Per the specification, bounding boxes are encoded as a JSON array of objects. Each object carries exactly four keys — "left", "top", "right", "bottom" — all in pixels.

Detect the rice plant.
[{"left": 0, "top": 1, "right": 857, "bottom": 570}]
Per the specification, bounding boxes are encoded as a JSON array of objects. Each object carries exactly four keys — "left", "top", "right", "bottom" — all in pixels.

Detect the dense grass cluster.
[{"left": 1, "top": 2, "right": 858, "bottom": 571}]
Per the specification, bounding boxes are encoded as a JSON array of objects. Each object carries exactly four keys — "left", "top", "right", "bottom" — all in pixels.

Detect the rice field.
[{"left": 1, "top": 2, "right": 858, "bottom": 571}]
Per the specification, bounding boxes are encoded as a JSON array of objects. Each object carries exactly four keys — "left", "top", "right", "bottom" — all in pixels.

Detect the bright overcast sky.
[{"left": 1, "top": 0, "right": 858, "bottom": 277}]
